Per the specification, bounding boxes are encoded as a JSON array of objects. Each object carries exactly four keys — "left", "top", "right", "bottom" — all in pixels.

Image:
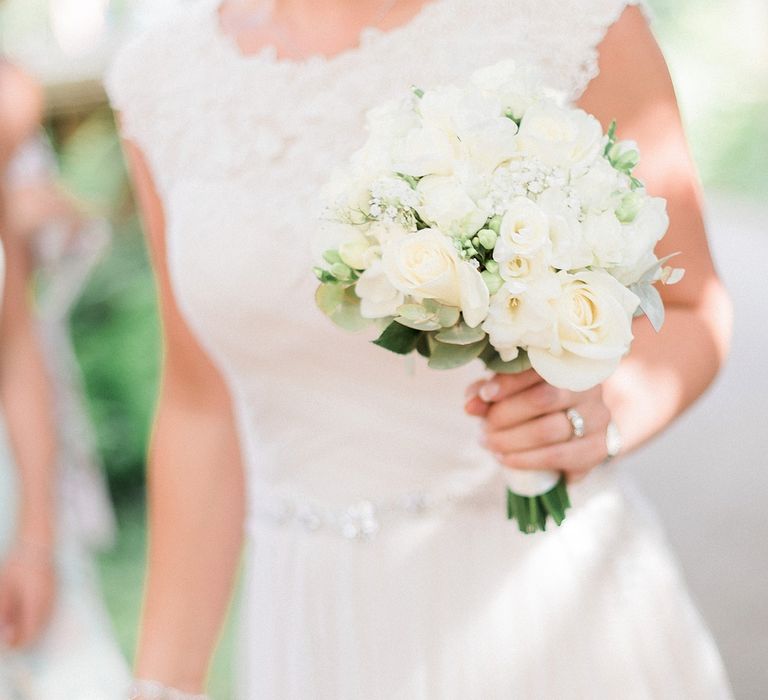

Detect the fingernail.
[{"left": 479, "top": 382, "right": 500, "bottom": 402}]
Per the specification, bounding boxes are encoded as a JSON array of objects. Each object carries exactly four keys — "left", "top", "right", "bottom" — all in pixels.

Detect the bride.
[{"left": 108, "top": 0, "right": 734, "bottom": 697}]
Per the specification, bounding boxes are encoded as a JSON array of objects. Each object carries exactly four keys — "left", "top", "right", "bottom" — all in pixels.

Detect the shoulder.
[
  {"left": 546, "top": 0, "right": 653, "bottom": 101},
  {"left": 105, "top": 2, "right": 213, "bottom": 118}
]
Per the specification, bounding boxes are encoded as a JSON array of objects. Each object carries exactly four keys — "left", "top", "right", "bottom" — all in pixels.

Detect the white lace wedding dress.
[{"left": 107, "top": 0, "right": 733, "bottom": 697}]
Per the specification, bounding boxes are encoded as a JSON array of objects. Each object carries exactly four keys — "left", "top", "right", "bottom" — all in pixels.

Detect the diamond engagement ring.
[{"left": 565, "top": 408, "right": 586, "bottom": 439}]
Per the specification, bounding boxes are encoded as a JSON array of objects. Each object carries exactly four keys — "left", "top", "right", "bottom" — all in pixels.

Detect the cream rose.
[
  {"left": 382, "top": 229, "right": 489, "bottom": 327},
  {"left": 517, "top": 101, "right": 603, "bottom": 170},
  {"left": 527, "top": 270, "right": 640, "bottom": 391}
]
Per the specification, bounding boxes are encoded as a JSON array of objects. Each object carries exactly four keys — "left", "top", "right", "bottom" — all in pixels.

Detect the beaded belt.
[{"left": 246, "top": 468, "right": 499, "bottom": 542}]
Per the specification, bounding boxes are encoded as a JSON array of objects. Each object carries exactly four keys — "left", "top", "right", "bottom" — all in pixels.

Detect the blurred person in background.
[{"left": 0, "top": 57, "right": 129, "bottom": 698}]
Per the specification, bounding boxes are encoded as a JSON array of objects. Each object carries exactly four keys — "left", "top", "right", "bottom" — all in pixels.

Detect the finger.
[
  {"left": 486, "top": 382, "right": 598, "bottom": 431},
  {"left": 475, "top": 369, "right": 543, "bottom": 403},
  {"left": 485, "top": 400, "right": 610, "bottom": 454},
  {"left": 464, "top": 395, "right": 490, "bottom": 417},
  {"left": 498, "top": 430, "right": 608, "bottom": 474}
]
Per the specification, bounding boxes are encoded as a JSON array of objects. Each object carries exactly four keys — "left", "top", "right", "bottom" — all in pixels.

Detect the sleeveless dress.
[{"left": 107, "top": 1, "right": 733, "bottom": 697}]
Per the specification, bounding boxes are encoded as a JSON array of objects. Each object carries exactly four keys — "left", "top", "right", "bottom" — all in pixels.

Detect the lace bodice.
[{"left": 106, "top": 0, "right": 645, "bottom": 533}]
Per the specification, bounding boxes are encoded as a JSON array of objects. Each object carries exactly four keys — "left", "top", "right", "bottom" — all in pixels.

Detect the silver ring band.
[{"left": 565, "top": 408, "right": 586, "bottom": 439}]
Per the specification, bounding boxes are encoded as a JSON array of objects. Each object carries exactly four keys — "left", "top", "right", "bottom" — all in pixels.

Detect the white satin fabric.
[{"left": 107, "top": 0, "right": 732, "bottom": 697}]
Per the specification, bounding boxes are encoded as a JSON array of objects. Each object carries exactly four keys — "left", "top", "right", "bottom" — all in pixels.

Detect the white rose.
[
  {"left": 527, "top": 270, "right": 640, "bottom": 391},
  {"left": 482, "top": 273, "right": 560, "bottom": 361},
  {"left": 582, "top": 209, "right": 625, "bottom": 267},
  {"left": 517, "top": 101, "right": 603, "bottom": 170},
  {"left": 416, "top": 175, "right": 489, "bottom": 237},
  {"left": 494, "top": 197, "right": 551, "bottom": 261},
  {"left": 382, "top": 229, "right": 490, "bottom": 327},
  {"left": 393, "top": 124, "right": 457, "bottom": 177},
  {"left": 355, "top": 260, "right": 404, "bottom": 319},
  {"left": 571, "top": 157, "right": 623, "bottom": 212}
]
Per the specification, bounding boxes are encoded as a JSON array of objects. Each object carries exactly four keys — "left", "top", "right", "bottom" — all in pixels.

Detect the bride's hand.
[{"left": 465, "top": 370, "right": 612, "bottom": 483}]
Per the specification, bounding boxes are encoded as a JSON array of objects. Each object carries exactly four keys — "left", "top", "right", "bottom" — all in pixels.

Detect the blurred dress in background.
[{"left": 0, "top": 135, "right": 129, "bottom": 699}]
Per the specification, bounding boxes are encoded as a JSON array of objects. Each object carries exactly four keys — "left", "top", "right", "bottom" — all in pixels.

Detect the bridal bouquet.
[{"left": 313, "top": 61, "right": 683, "bottom": 533}]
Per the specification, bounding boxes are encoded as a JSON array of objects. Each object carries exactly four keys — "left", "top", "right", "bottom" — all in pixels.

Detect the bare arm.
[
  {"left": 579, "top": 7, "right": 732, "bottom": 451},
  {"left": 123, "top": 139, "right": 246, "bottom": 692},
  {"left": 467, "top": 7, "right": 732, "bottom": 474}
]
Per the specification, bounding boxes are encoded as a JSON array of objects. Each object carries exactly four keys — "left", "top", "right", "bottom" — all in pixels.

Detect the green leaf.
[
  {"left": 394, "top": 316, "right": 442, "bottom": 331},
  {"left": 427, "top": 336, "right": 487, "bottom": 369},
  {"left": 435, "top": 323, "right": 487, "bottom": 346},
  {"left": 322, "top": 249, "right": 342, "bottom": 265},
  {"left": 630, "top": 282, "right": 665, "bottom": 332},
  {"left": 373, "top": 321, "right": 422, "bottom": 355},
  {"left": 329, "top": 287, "right": 370, "bottom": 332},
  {"left": 436, "top": 305, "right": 461, "bottom": 328},
  {"left": 315, "top": 283, "right": 345, "bottom": 316},
  {"left": 416, "top": 333, "right": 432, "bottom": 358},
  {"left": 482, "top": 348, "right": 532, "bottom": 374}
]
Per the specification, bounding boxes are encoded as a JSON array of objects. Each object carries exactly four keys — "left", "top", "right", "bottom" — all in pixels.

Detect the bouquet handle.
[{"left": 503, "top": 469, "right": 571, "bottom": 534}]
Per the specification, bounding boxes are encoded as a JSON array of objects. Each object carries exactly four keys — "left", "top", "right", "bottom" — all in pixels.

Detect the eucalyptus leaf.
[
  {"left": 436, "top": 305, "right": 461, "bottom": 328},
  {"left": 373, "top": 321, "right": 422, "bottom": 354},
  {"left": 315, "top": 283, "right": 345, "bottom": 316},
  {"left": 329, "top": 288, "right": 370, "bottom": 332},
  {"left": 639, "top": 252, "right": 681, "bottom": 285},
  {"left": 427, "top": 336, "right": 487, "bottom": 369},
  {"left": 397, "top": 303, "right": 432, "bottom": 323},
  {"left": 435, "top": 323, "right": 487, "bottom": 346},
  {"left": 631, "top": 282, "right": 665, "bottom": 332},
  {"left": 395, "top": 316, "right": 442, "bottom": 332}
]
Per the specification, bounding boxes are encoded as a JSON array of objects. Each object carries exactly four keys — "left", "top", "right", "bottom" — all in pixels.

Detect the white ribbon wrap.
[{"left": 503, "top": 468, "right": 560, "bottom": 497}]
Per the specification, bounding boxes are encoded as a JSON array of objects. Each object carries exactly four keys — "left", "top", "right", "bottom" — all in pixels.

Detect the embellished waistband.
[{"left": 245, "top": 468, "right": 501, "bottom": 542}]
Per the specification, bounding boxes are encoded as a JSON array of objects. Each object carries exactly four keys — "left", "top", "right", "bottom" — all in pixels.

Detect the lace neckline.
[{"left": 206, "top": 0, "right": 450, "bottom": 70}]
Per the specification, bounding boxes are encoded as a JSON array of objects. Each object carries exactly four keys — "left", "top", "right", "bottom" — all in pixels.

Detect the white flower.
[
  {"left": 393, "top": 125, "right": 457, "bottom": 177},
  {"left": 382, "top": 229, "right": 490, "bottom": 327},
  {"left": 527, "top": 270, "right": 640, "bottom": 391},
  {"left": 496, "top": 250, "right": 551, "bottom": 292},
  {"left": 493, "top": 197, "right": 551, "bottom": 261},
  {"left": 482, "top": 273, "right": 560, "bottom": 361},
  {"left": 418, "top": 85, "right": 464, "bottom": 134},
  {"left": 517, "top": 100, "right": 603, "bottom": 171},
  {"left": 570, "top": 157, "right": 623, "bottom": 212},
  {"left": 622, "top": 196, "right": 669, "bottom": 269},
  {"left": 415, "top": 175, "right": 489, "bottom": 237},
  {"left": 582, "top": 209, "right": 625, "bottom": 267},
  {"left": 471, "top": 60, "right": 554, "bottom": 121},
  {"left": 355, "top": 260, "right": 404, "bottom": 319},
  {"left": 536, "top": 187, "right": 592, "bottom": 270},
  {"left": 338, "top": 231, "right": 379, "bottom": 270}
]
